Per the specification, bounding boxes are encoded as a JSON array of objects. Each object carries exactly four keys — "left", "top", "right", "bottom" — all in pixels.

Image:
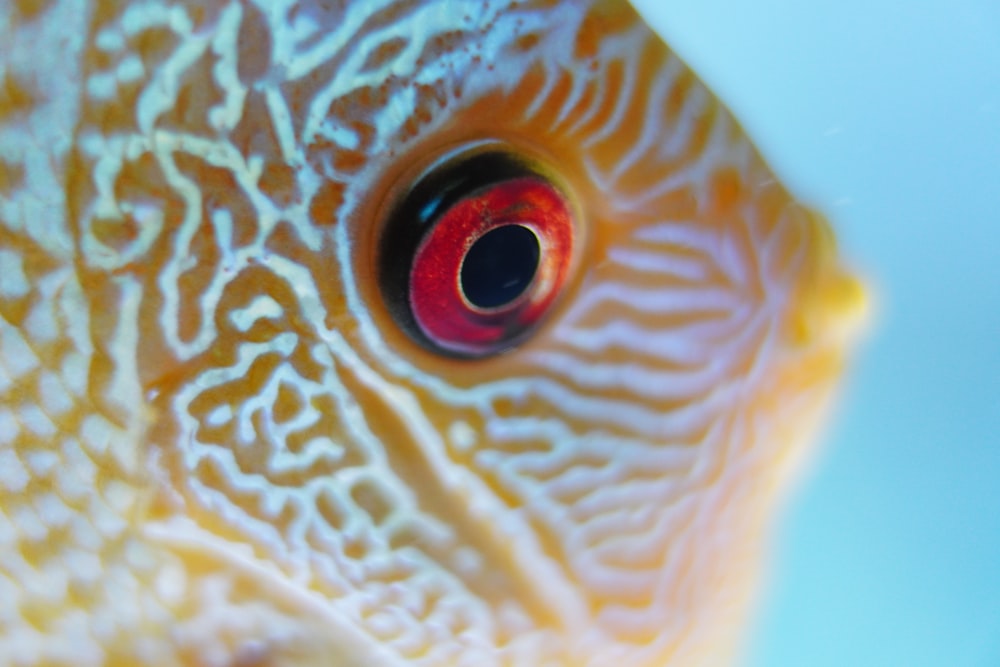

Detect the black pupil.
[{"left": 460, "top": 224, "right": 540, "bottom": 309}]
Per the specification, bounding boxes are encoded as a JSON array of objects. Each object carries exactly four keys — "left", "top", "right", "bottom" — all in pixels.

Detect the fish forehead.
[{"left": 0, "top": 0, "right": 863, "bottom": 666}]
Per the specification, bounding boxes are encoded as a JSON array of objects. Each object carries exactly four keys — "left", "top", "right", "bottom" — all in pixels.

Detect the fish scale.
[{"left": 0, "top": 0, "right": 865, "bottom": 665}]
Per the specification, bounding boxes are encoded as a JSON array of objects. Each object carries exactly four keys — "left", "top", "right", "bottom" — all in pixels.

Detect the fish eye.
[{"left": 378, "top": 147, "right": 576, "bottom": 358}]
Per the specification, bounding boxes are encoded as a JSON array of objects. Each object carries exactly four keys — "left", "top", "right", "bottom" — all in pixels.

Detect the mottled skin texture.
[{"left": 0, "top": 1, "right": 865, "bottom": 665}]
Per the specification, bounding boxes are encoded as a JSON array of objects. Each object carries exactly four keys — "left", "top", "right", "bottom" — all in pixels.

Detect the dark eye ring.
[{"left": 378, "top": 146, "right": 577, "bottom": 358}]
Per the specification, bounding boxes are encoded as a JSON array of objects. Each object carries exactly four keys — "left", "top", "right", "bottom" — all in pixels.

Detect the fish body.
[{"left": 0, "top": 1, "right": 864, "bottom": 665}]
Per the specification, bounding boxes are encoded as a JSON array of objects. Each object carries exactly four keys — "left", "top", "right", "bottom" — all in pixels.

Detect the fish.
[{"left": 0, "top": 0, "right": 866, "bottom": 665}]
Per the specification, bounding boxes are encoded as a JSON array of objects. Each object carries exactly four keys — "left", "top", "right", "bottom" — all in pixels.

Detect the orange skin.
[{"left": 0, "top": 1, "right": 864, "bottom": 665}]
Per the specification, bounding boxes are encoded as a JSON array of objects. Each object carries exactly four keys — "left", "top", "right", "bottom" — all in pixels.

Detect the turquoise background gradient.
[{"left": 632, "top": 1, "right": 1000, "bottom": 665}]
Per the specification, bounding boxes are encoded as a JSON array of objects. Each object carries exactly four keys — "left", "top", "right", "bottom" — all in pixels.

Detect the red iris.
[{"left": 408, "top": 176, "right": 574, "bottom": 357}]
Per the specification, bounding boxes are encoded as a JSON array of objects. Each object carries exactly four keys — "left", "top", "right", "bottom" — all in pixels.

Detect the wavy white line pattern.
[{"left": 0, "top": 0, "right": 864, "bottom": 665}]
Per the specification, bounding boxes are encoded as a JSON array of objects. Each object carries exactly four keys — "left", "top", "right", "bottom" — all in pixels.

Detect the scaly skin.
[{"left": 0, "top": 1, "right": 865, "bottom": 665}]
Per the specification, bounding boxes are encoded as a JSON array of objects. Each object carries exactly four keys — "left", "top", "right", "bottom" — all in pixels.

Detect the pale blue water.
[{"left": 633, "top": 1, "right": 1000, "bottom": 665}]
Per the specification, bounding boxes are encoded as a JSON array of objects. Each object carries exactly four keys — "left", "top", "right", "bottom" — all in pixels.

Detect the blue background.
[{"left": 632, "top": 1, "right": 1000, "bottom": 665}]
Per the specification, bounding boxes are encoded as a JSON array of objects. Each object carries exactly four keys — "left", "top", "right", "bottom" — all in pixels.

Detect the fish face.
[{"left": 0, "top": 0, "right": 865, "bottom": 665}]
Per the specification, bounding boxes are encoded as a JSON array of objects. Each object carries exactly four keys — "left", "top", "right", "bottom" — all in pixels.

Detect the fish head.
[{"left": 0, "top": 0, "right": 865, "bottom": 665}]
